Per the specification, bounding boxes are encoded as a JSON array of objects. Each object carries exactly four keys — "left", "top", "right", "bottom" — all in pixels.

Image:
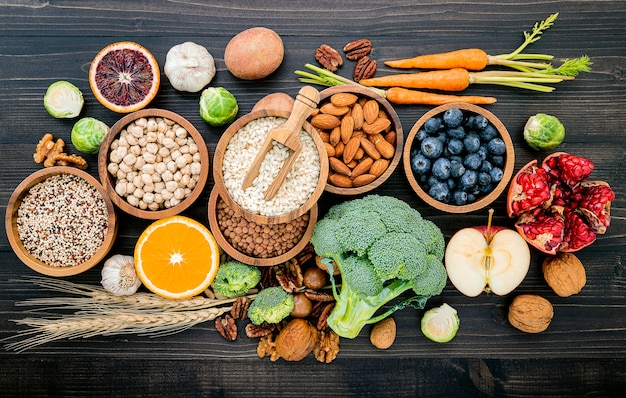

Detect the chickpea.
[
  {"left": 135, "top": 117, "right": 147, "bottom": 128},
  {"left": 115, "top": 182, "right": 127, "bottom": 196},
  {"left": 127, "top": 195, "right": 139, "bottom": 207},
  {"left": 107, "top": 162, "right": 119, "bottom": 175},
  {"left": 143, "top": 152, "right": 156, "bottom": 164},
  {"left": 146, "top": 118, "right": 158, "bottom": 132},
  {"left": 146, "top": 131, "right": 158, "bottom": 143},
  {"left": 162, "top": 137, "right": 176, "bottom": 149},
  {"left": 190, "top": 162, "right": 202, "bottom": 175}
]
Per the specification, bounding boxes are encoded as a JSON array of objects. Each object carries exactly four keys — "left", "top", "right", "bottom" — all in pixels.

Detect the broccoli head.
[
  {"left": 248, "top": 286, "right": 294, "bottom": 325},
  {"left": 311, "top": 195, "right": 447, "bottom": 339},
  {"left": 211, "top": 260, "right": 261, "bottom": 298}
]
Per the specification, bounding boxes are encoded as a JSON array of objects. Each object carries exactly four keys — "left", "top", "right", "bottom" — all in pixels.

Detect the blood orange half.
[{"left": 89, "top": 41, "right": 160, "bottom": 113}]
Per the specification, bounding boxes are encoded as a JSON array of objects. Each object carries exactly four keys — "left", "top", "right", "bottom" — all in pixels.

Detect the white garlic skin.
[
  {"left": 101, "top": 254, "right": 142, "bottom": 296},
  {"left": 164, "top": 41, "right": 216, "bottom": 92}
]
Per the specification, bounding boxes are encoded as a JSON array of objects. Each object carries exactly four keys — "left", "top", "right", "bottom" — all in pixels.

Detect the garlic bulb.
[
  {"left": 101, "top": 254, "right": 142, "bottom": 296},
  {"left": 164, "top": 42, "right": 216, "bottom": 92}
]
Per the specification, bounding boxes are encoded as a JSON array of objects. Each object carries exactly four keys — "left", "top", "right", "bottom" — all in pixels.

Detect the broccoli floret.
[
  {"left": 211, "top": 260, "right": 261, "bottom": 298},
  {"left": 310, "top": 195, "right": 447, "bottom": 339},
  {"left": 248, "top": 286, "right": 294, "bottom": 325}
]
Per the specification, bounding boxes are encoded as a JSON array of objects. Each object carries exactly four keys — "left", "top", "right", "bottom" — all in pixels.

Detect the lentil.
[{"left": 16, "top": 174, "right": 109, "bottom": 267}]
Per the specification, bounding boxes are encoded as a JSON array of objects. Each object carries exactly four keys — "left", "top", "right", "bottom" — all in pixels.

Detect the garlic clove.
[
  {"left": 101, "top": 254, "right": 142, "bottom": 296},
  {"left": 164, "top": 41, "right": 216, "bottom": 92}
]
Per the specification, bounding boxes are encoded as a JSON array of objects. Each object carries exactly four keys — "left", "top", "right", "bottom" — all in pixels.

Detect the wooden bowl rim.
[
  {"left": 207, "top": 187, "right": 317, "bottom": 266},
  {"left": 212, "top": 109, "right": 329, "bottom": 225},
  {"left": 318, "top": 85, "right": 404, "bottom": 195},
  {"left": 402, "top": 102, "right": 515, "bottom": 214},
  {"left": 5, "top": 166, "right": 118, "bottom": 276},
  {"left": 97, "top": 108, "right": 210, "bottom": 220}
]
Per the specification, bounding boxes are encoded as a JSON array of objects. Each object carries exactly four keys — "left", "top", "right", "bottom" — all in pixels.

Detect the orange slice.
[
  {"left": 89, "top": 41, "right": 160, "bottom": 113},
  {"left": 134, "top": 215, "right": 220, "bottom": 299}
]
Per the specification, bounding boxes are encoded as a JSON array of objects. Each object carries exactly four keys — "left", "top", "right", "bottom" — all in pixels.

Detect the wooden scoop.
[{"left": 242, "top": 86, "right": 320, "bottom": 200}]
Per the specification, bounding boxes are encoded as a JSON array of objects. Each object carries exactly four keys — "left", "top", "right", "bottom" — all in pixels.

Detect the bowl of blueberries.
[{"left": 403, "top": 103, "right": 515, "bottom": 213}]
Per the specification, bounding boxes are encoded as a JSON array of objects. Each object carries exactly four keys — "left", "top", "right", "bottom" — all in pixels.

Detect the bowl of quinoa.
[
  {"left": 212, "top": 109, "right": 328, "bottom": 225},
  {"left": 5, "top": 166, "right": 118, "bottom": 276}
]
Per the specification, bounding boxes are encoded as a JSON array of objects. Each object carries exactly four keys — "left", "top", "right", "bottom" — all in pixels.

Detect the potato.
[
  {"left": 224, "top": 27, "right": 284, "bottom": 80},
  {"left": 251, "top": 92, "right": 294, "bottom": 113}
]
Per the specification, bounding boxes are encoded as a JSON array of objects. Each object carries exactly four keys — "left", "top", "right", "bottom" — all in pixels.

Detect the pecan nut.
[
  {"left": 353, "top": 56, "right": 377, "bottom": 82},
  {"left": 316, "top": 302, "right": 335, "bottom": 331},
  {"left": 315, "top": 44, "right": 344, "bottom": 72},
  {"left": 230, "top": 296, "right": 251, "bottom": 320},
  {"left": 314, "top": 330, "right": 340, "bottom": 363},
  {"left": 343, "top": 38, "right": 372, "bottom": 61},
  {"left": 215, "top": 314, "right": 238, "bottom": 341},
  {"left": 273, "top": 258, "right": 303, "bottom": 293},
  {"left": 245, "top": 322, "right": 275, "bottom": 338}
]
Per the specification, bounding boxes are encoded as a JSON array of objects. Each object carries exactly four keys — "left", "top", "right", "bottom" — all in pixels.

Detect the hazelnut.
[
  {"left": 290, "top": 293, "right": 313, "bottom": 318},
  {"left": 369, "top": 317, "right": 396, "bottom": 349},
  {"left": 303, "top": 267, "right": 328, "bottom": 290},
  {"left": 542, "top": 253, "right": 586, "bottom": 297},
  {"left": 508, "top": 294, "right": 553, "bottom": 333}
]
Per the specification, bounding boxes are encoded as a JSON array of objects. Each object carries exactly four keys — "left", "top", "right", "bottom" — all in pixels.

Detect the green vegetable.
[
  {"left": 421, "top": 303, "right": 460, "bottom": 343},
  {"left": 523, "top": 113, "right": 566, "bottom": 150},
  {"left": 310, "top": 195, "right": 447, "bottom": 339},
  {"left": 43, "top": 81, "right": 84, "bottom": 118},
  {"left": 199, "top": 87, "right": 238, "bottom": 126},
  {"left": 248, "top": 286, "right": 294, "bottom": 325},
  {"left": 70, "top": 117, "right": 109, "bottom": 154},
  {"left": 211, "top": 260, "right": 261, "bottom": 298}
]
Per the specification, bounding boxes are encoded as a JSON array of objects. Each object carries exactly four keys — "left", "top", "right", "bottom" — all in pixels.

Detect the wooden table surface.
[{"left": 1, "top": 1, "right": 625, "bottom": 396}]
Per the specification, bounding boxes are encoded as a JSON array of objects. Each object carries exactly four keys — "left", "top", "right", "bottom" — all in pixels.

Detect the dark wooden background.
[{"left": 1, "top": 1, "right": 625, "bottom": 396}]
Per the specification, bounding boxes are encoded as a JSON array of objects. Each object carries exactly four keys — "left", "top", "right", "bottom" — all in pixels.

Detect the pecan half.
[
  {"left": 215, "top": 314, "right": 238, "bottom": 341},
  {"left": 230, "top": 296, "right": 251, "bottom": 320},
  {"left": 316, "top": 302, "right": 335, "bottom": 331},
  {"left": 353, "top": 56, "right": 377, "bottom": 82},
  {"left": 304, "top": 289, "right": 335, "bottom": 302},
  {"left": 273, "top": 258, "right": 303, "bottom": 293},
  {"left": 245, "top": 322, "right": 275, "bottom": 338},
  {"left": 314, "top": 330, "right": 340, "bottom": 363},
  {"left": 315, "top": 44, "right": 344, "bottom": 72},
  {"left": 343, "top": 39, "right": 372, "bottom": 61}
]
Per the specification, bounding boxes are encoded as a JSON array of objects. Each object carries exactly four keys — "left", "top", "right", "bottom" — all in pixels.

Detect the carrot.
[
  {"left": 386, "top": 87, "right": 496, "bottom": 105},
  {"left": 385, "top": 48, "right": 488, "bottom": 71},
  {"left": 360, "top": 68, "right": 471, "bottom": 91}
]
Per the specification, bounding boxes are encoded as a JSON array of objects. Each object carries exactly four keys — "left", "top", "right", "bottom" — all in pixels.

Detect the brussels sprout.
[
  {"left": 421, "top": 303, "right": 459, "bottom": 343},
  {"left": 523, "top": 113, "right": 565, "bottom": 150},
  {"left": 43, "top": 81, "right": 84, "bottom": 118},
  {"left": 71, "top": 117, "right": 109, "bottom": 154},
  {"left": 199, "top": 87, "right": 238, "bottom": 126}
]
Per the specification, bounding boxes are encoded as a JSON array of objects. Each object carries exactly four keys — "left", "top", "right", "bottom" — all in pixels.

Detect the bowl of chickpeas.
[{"left": 97, "top": 109, "right": 210, "bottom": 219}]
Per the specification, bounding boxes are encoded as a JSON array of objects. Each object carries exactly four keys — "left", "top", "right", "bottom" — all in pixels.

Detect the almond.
[
  {"left": 351, "top": 157, "right": 373, "bottom": 178},
  {"left": 311, "top": 114, "right": 341, "bottom": 130},
  {"left": 340, "top": 115, "right": 355, "bottom": 144},
  {"left": 329, "top": 157, "right": 352, "bottom": 176},
  {"left": 346, "top": 159, "right": 358, "bottom": 169},
  {"left": 352, "top": 173, "right": 376, "bottom": 187},
  {"left": 320, "top": 102, "right": 350, "bottom": 116},
  {"left": 323, "top": 142, "right": 336, "bottom": 157},
  {"left": 359, "top": 137, "right": 381, "bottom": 160},
  {"left": 319, "top": 131, "right": 330, "bottom": 143},
  {"left": 343, "top": 136, "right": 361, "bottom": 164},
  {"left": 329, "top": 126, "right": 341, "bottom": 146},
  {"left": 334, "top": 141, "right": 344, "bottom": 157},
  {"left": 363, "top": 118, "right": 391, "bottom": 135},
  {"left": 363, "top": 100, "right": 379, "bottom": 124},
  {"left": 330, "top": 92, "right": 358, "bottom": 107},
  {"left": 328, "top": 173, "right": 353, "bottom": 188},
  {"left": 374, "top": 139, "right": 395, "bottom": 159},
  {"left": 352, "top": 147, "right": 365, "bottom": 161},
  {"left": 370, "top": 159, "right": 389, "bottom": 177},
  {"left": 352, "top": 103, "right": 364, "bottom": 130},
  {"left": 384, "top": 131, "right": 397, "bottom": 146}
]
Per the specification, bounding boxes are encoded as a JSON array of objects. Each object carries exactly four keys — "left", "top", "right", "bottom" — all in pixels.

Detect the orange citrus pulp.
[{"left": 134, "top": 215, "right": 220, "bottom": 299}]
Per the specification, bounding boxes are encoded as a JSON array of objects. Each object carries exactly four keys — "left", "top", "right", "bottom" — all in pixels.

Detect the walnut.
[
  {"left": 245, "top": 322, "right": 275, "bottom": 338},
  {"left": 54, "top": 153, "right": 88, "bottom": 169},
  {"left": 353, "top": 56, "right": 377, "bottom": 82},
  {"left": 257, "top": 334, "right": 279, "bottom": 362},
  {"left": 230, "top": 296, "right": 251, "bottom": 320},
  {"left": 215, "top": 314, "right": 238, "bottom": 341},
  {"left": 314, "top": 330, "right": 340, "bottom": 363},
  {"left": 315, "top": 44, "right": 343, "bottom": 72},
  {"left": 508, "top": 294, "right": 554, "bottom": 333},
  {"left": 343, "top": 39, "right": 372, "bottom": 61},
  {"left": 273, "top": 258, "right": 303, "bottom": 293},
  {"left": 542, "top": 253, "right": 586, "bottom": 297},
  {"left": 34, "top": 133, "right": 55, "bottom": 163},
  {"left": 34, "top": 133, "right": 87, "bottom": 169},
  {"left": 275, "top": 318, "right": 319, "bottom": 361}
]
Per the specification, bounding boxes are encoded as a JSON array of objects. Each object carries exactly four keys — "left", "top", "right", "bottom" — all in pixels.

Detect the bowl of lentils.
[
  {"left": 97, "top": 108, "right": 210, "bottom": 220},
  {"left": 6, "top": 166, "right": 118, "bottom": 276},
  {"left": 403, "top": 103, "right": 515, "bottom": 213}
]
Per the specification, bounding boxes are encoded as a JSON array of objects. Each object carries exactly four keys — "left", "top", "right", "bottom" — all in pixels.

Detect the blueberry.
[
  {"left": 411, "top": 152, "right": 431, "bottom": 174},
  {"left": 423, "top": 117, "right": 442, "bottom": 134},
  {"left": 463, "top": 153, "right": 482, "bottom": 170},
  {"left": 480, "top": 183, "right": 495, "bottom": 194},
  {"left": 480, "top": 160, "right": 493, "bottom": 173},
  {"left": 416, "top": 128, "right": 429, "bottom": 142},
  {"left": 463, "top": 134, "right": 481, "bottom": 153},
  {"left": 421, "top": 136, "right": 444, "bottom": 158},
  {"left": 477, "top": 145, "right": 489, "bottom": 160},
  {"left": 443, "top": 108, "right": 463, "bottom": 128},
  {"left": 491, "top": 155, "right": 504, "bottom": 167},
  {"left": 446, "top": 126, "right": 466, "bottom": 140},
  {"left": 447, "top": 139, "right": 464, "bottom": 155},
  {"left": 450, "top": 160, "right": 466, "bottom": 178},
  {"left": 427, "top": 175, "right": 441, "bottom": 187},
  {"left": 446, "top": 177, "right": 457, "bottom": 190},
  {"left": 490, "top": 166, "right": 504, "bottom": 182},
  {"left": 487, "top": 137, "right": 506, "bottom": 155},
  {"left": 472, "top": 115, "right": 489, "bottom": 130},
  {"left": 478, "top": 172, "right": 492, "bottom": 186},
  {"left": 453, "top": 190, "right": 468, "bottom": 205},
  {"left": 460, "top": 170, "right": 477, "bottom": 189},
  {"left": 432, "top": 157, "right": 451, "bottom": 180},
  {"left": 467, "top": 193, "right": 476, "bottom": 202},
  {"left": 429, "top": 182, "right": 450, "bottom": 202},
  {"left": 434, "top": 133, "right": 447, "bottom": 144},
  {"left": 479, "top": 124, "right": 499, "bottom": 141}
]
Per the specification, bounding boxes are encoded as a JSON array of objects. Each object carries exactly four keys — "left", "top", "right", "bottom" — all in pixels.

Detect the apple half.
[{"left": 445, "top": 210, "right": 531, "bottom": 297}]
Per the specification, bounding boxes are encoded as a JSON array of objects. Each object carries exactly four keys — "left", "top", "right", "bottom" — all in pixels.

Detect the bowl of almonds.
[{"left": 312, "top": 85, "right": 403, "bottom": 195}]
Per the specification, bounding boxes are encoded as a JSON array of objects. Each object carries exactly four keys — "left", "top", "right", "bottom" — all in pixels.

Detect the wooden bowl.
[
  {"left": 5, "top": 166, "right": 118, "bottom": 276},
  {"left": 212, "top": 109, "right": 328, "bottom": 225},
  {"left": 317, "top": 85, "right": 403, "bottom": 195},
  {"left": 403, "top": 103, "right": 515, "bottom": 213},
  {"left": 98, "top": 108, "right": 210, "bottom": 220},
  {"left": 207, "top": 187, "right": 317, "bottom": 266}
]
